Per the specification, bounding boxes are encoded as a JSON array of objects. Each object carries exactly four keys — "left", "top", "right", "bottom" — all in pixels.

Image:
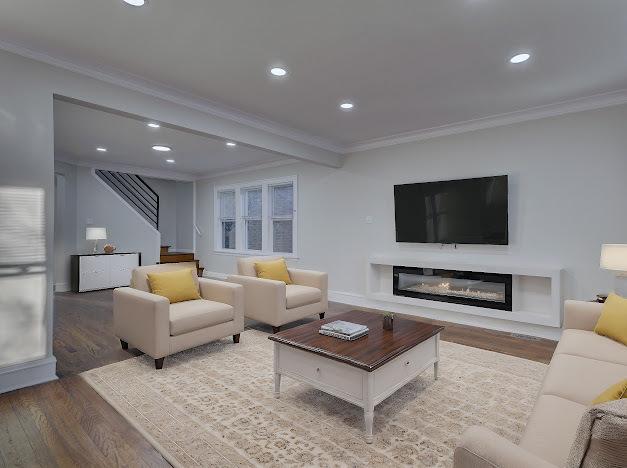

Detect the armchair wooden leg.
[
  {"left": 319, "top": 312, "right": 325, "bottom": 319},
  {"left": 154, "top": 358, "right": 165, "bottom": 370},
  {"left": 272, "top": 326, "right": 281, "bottom": 334},
  {"left": 120, "top": 340, "right": 128, "bottom": 350},
  {"left": 233, "top": 334, "right": 240, "bottom": 343}
]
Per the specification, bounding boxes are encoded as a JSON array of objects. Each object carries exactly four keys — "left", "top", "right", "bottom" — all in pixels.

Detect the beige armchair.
[
  {"left": 114, "top": 262, "right": 244, "bottom": 369},
  {"left": 227, "top": 256, "right": 328, "bottom": 333}
]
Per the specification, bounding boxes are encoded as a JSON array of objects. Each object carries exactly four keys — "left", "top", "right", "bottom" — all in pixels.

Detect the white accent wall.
[{"left": 197, "top": 103, "right": 627, "bottom": 337}]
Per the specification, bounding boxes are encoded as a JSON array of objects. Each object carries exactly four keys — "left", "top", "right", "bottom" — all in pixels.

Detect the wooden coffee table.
[{"left": 268, "top": 310, "right": 444, "bottom": 443}]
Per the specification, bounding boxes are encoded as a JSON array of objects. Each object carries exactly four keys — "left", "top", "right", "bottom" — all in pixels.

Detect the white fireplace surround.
[{"left": 367, "top": 253, "right": 562, "bottom": 329}]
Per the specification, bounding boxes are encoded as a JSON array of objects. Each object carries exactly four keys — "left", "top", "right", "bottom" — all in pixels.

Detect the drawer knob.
[
  {"left": 316, "top": 367, "right": 320, "bottom": 373},
  {"left": 405, "top": 361, "right": 410, "bottom": 366}
]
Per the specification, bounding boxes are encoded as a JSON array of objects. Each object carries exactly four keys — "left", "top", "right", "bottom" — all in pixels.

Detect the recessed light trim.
[
  {"left": 225, "top": 141, "right": 237, "bottom": 147},
  {"left": 123, "top": 0, "right": 145, "bottom": 6},
  {"left": 96, "top": 147, "right": 107, "bottom": 152},
  {"left": 270, "top": 67, "right": 287, "bottom": 77},
  {"left": 339, "top": 101, "right": 355, "bottom": 110},
  {"left": 152, "top": 145, "right": 172, "bottom": 152},
  {"left": 510, "top": 53, "right": 531, "bottom": 64},
  {"left": 165, "top": 159, "right": 175, "bottom": 164},
  {"left": 147, "top": 122, "right": 160, "bottom": 128}
]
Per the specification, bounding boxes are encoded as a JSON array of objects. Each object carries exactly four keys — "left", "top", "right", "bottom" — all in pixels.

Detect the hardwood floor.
[{"left": 0, "top": 290, "right": 557, "bottom": 466}]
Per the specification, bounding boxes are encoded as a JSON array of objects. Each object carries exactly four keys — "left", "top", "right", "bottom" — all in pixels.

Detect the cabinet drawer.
[
  {"left": 373, "top": 336, "right": 437, "bottom": 396},
  {"left": 109, "top": 253, "right": 138, "bottom": 287},
  {"left": 278, "top": 346, "right": 363, "bottom": 400},
  {"left": 79, "top": 255, "right": 110, "bottom": 291}
]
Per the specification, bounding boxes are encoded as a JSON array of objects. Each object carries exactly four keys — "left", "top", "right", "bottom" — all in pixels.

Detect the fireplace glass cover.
[{"left": 393, "top": 266, "right": 512, "bottom": 311}]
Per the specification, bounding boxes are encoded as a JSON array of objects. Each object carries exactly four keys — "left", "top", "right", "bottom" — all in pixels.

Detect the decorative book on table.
[{"left": 319, "top": 320, "right": 369, "bottom": 341}]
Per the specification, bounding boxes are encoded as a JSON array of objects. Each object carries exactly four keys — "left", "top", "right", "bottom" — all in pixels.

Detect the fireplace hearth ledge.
[{"left": 367, "top": 253, "right": 562, "bottom": 328}]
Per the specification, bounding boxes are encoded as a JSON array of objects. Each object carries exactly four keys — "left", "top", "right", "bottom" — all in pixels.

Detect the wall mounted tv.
[{"left": 394, "top": 175, "right": 508, "bottom": 245}]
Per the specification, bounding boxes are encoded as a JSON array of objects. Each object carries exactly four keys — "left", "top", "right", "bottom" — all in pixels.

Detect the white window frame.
[{"left": 214, "top": 176, "right": 298, "bottom": 257}]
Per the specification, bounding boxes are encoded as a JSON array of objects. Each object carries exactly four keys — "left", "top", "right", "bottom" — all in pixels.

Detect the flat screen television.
[{"left": 394, "top": 175, "right": 508, "bottom": 245}]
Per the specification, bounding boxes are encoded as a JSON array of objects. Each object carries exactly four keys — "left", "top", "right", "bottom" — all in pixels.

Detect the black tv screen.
[{"left": 394, "top": 175, "right": 508, "bottom": 245}]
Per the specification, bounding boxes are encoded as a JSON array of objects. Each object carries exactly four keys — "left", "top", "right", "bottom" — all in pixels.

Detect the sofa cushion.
[
  {"left": 594, "top": 293, "right": 627, "bottom": 346},
  {"left": 285, "top": 284, "right": 322, "bottom": 309},
  {"left": 520, "top": 394, "right": 588, "bottom": 467},
  {"left": 555, "top": 329, "right": 627, "bottom": 366},
  {"left": 254, "top": 258, "right": 292, "bottom": 284},
  {"left": 169, "top": 299, "right": 233, "bottom": 336},
  {"left": 541, "top": 353, "right": 627, "bottom": 405}
]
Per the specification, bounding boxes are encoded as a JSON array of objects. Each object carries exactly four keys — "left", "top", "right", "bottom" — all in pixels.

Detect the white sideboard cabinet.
[{"left": 71, "top": 253, "right": 140, "bottom": 292}]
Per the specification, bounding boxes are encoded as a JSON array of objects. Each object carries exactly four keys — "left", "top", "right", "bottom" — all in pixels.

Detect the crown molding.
[
  {"left": 0, "top": 39, "right": 343, "bottom": 154},
  {"left": 196, "top": 159, "right": 300, "bottom": 180},
  {"left": 346, "top": 88, "right": 627, "bottom": 153},
  {"left": 55, "top": 156, "right": 196, "bottom": 181}
]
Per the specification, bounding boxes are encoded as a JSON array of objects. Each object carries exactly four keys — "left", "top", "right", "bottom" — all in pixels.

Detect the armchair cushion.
[
  {"left": 147, "top": 268, "right": 201, "bottom": 304},
  {"left": 132, "top": 262, "right": 199, "bottom": 292},
  {"left": 254, "top": 258, "right": 292, "bottom": 284},
  {"left": 169, "top": 300, "right": 234, "bottom": 336},
  {"left": 237, "top": 255, "right": 282, "bottom": 277},
  {"left": 594, "top": 293, "right": 627, "bottom": 346},
  {"left": 286, "top": 284, "right": 322, "bottom": 309}
]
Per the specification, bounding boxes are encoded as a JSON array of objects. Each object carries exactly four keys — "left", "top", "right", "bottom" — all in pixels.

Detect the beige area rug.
[{"left": 82, "top": 330, "right": 546, "bottom": 467}]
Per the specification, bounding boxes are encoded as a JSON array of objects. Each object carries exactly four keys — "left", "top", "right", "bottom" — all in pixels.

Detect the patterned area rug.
[{"left": 82, "top": 329, "right": 546, "bottom": 467}]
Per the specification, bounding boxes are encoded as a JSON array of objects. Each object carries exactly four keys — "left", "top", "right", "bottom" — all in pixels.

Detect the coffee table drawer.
[
  {"left": 277, "top": 346, "right": 363, "bottom": 400},
  {"left": 373, "top": 336, "right": 437, "bottom": 396}
]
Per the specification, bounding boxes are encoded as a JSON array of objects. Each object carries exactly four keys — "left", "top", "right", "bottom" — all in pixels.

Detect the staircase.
[
  {"left": 95, "top": 169, "right": 159, "bottom": 229},
  {"left": 160, "top": 245, "right": 204, "bottom": 277}
]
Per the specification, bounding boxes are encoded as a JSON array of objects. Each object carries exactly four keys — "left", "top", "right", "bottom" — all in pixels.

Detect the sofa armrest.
[
  {"left": 198, "top": 278, "right": 244, "bottom": 330},
  {"left": 563, "top": 300, "right": 604, "bottom": 331},
  {"left": 227, "top": 275, "right": 286, "bottom": 326},
  {"left": 113, "top": 287, "right": 170, "bottom": 359},
  {"left": 454, "top": 426, "right": 557, "bottom": 468}
]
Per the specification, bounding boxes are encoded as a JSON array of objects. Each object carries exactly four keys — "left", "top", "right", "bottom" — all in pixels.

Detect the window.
[
  {"left": 215, "top": 176, "right": 297, "bottom": 256},
  {"left": 218, "top": 190, "right": 236, "bottom": 249}
]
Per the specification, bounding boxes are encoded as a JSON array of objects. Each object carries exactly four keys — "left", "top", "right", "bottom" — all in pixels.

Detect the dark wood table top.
[{"left": 268, "top": 310, "right": 444, "bottom": 372}]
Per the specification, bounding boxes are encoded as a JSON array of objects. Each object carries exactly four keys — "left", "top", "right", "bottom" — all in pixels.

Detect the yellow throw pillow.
[
  {"left": 594, "top": 293, "right": 627, "bottom": 346},
  {"left": 147, "top": 268, "right": 201, "bottom": 303},
  {"left": 592, "top": 379, "right": 627, "bottom": 405},
  {"left": 254, "top": 258, "right": 292, "bottom": 284}
]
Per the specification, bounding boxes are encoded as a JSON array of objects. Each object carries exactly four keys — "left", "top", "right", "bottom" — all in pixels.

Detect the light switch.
[
  {"left": 86, "top": 218, "right": 93, "bottom": 225},
  {"left": 365, "top": 216, "right": 373, "bottom": 224}
]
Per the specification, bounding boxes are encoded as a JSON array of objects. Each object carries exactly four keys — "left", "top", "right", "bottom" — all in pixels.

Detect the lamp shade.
[
  {"left": 600, "top": 244, "right": 627, "bottom": 271},
  {"left": 86, "top": 227, "right": 107, "bottom": 241}
]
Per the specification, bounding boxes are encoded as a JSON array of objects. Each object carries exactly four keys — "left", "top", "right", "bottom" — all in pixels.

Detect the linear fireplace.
[{"left": 393, "top": 266, "right": 512, "bottom": 311}]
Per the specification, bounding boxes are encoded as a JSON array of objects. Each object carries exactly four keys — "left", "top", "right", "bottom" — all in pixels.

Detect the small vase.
[{"left": 383, "top": 316, "right": 394, "bottom": 330}]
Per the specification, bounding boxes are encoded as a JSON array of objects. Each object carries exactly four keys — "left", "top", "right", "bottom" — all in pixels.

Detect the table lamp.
[
  {"left": 86, "top": 227, "right": 107, "bottom": 254},
  {"left": 600, "top": 244, "right": 627, "bottom": 297}
]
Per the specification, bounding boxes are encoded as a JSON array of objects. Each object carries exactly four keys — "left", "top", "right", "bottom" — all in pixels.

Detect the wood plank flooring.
[{"left": 0, "top": 290, "right": 557, "bottom": 466}]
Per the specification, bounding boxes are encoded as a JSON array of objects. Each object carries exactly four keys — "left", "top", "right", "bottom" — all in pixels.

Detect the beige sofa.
[
  {"left": 227, "top": 256, "right": 328, "bottom": 333},
  {"left": 114, "top": 262, "right": 244, "bottom": 369},
  {"left": 454, "top": 300, "right": 627, "bottom": 468}
]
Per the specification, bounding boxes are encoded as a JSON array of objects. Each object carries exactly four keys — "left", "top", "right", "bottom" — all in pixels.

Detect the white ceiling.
[
  {"left": 4, "top": 0, "right": 627, "bottom": 148},
  {"left": 54, "top": 99, "right": 292, "bottom": 177}
]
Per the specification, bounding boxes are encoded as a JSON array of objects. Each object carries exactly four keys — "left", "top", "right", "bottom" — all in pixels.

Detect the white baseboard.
[
  {"left": 54, "top": 282, "right": 71, "bottom": 292},
  {"left": 0, "top": 356, "right": 58, "bottom": 394},
  {"left": 328, "top": 290, "right": 563, "bottom": 341}
]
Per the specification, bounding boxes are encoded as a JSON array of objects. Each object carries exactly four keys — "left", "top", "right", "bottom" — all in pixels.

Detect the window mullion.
[
  {"left": 261, "top": 184, "right": 269, "bottom": 253},
  {"left": 235, "top": 189, "right": 243, "bottom": 251}
]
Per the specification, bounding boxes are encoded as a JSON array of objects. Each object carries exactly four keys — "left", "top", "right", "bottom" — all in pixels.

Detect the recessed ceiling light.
[
  {"left": 165, "top": 159, "right": 175, "bottom": 164},
  {"left": 123, "top": 0, "right": 145, "bottom": 6},
  {"left": 509, "top": 53, "right": 531, "bottom": 64},
  {"left": 152, "top": 145, "right": 171, "bottom": 152},
  {"left": 96, "top": 147, "right": 107, "bottom": 152},
  {"left": 147, "top": 122, "right": 160, "bottom": 128},
  {"left": 339, "top": 101, "right": 355, "bottom": 110},
  {"left": 225, "top": 141, "right": 237, "bottom": 147},
  {"left": 270, "top": 67, "right": 287, "bottom": 77}
]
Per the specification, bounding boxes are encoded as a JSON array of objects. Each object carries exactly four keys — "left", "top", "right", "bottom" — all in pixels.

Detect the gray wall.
[
  {"left": 197, "top": 103, "right": 627, "bottom": 335},
  {"left": 144, "top": 177, "right": 194, "bottom": 251},
  {"left": 53, "top": 161, "right": 77, "bottom": 291}
]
